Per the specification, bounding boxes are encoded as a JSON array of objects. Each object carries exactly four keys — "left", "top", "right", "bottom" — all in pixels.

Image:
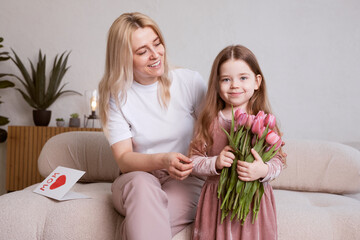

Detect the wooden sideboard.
[{"left": 6, "top": 126, "right": 102, "bottom": 192}]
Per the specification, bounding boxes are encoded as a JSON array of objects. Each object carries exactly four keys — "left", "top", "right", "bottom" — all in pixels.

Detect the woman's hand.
[
  {"left": 237, "top": 148, "right": 268, "bottom": 181},
  {"left": 162, "top": 152, "right": 193, "bottom": 180},
  {"left": 216, "top": 146, "right": 235, "bottom": 170}
]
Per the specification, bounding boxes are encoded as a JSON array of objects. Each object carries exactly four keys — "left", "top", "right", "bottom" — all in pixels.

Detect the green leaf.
[
  {"left": 234, "top": 127, "right": 245, "bottom": 151},
  {"left": 0, "top": 51, "right": 9, "bottom": 56},
  {"left": 230, "top": 105, "right": 235, "bottom": 139},
  {"left": 221, "top": 126, "right": 235, "bottom": 148},
  {"left": 0, "top": 73, "right": 10, "bottom": 78},
  {"left": 0, "top": 56, "right": 10, "bottom": 61},
  {"left": 8, "top": 74, "right": 30, "bottom": 94},
  {"left": 15, "top": 88, "right": 37, "bottom": 109},
  {"left": 0, "top": 80, "right": 14, "bottom": 88},
  {"left": 10, "top": 49, "right": 35, "bottom": 95},
  {"left": 34, "top": 50, "right": 46, "bottom": 107},
  {"left": 0, "top": 116, "right": 10, "bottom": 126}
]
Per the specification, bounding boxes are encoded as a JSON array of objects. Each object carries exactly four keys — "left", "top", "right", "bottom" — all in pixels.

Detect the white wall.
[{"left": 1, "top": 0, "right": 359, "bottom": 194}]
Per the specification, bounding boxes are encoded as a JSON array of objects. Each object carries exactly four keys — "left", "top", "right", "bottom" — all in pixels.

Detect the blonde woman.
[{"left": 98, "top": 12, "right": 206, "bottom": 239}]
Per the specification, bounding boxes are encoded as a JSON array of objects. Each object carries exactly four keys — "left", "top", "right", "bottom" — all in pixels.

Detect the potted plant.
[
  {"left": 55, "top": 118, "right": 65, "bottom": 127},
  {"left": 69, "top": 113, "right": 80, "bottom": 127},
  {"left": 9, "top": 49, "right": 81, "bottom": 126},
  {"left": 0, "top": 37, "right": 14, "bottom": 142}
]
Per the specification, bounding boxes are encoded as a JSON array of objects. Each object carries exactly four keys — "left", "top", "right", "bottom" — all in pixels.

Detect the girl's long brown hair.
[{"left": 191, "top": 45, "right": 284, "bottom": 161}]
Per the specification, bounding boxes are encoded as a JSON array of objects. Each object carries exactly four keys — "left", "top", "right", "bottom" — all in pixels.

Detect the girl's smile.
[{"left": 228, "top": 92, "right": 243, "bottom": 96}]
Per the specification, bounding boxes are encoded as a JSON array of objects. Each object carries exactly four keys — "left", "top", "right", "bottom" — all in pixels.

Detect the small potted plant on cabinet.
[
  {"left": 55, "top": 118, "right": 65, "bottom": 127},
  {"left": 69, "top": 113, "right": 80, "bottom": 127}
]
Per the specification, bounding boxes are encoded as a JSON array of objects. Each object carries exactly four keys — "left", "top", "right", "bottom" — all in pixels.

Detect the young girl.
[{"left": 190, "top": 45, "right": 286, "bottom": 240}]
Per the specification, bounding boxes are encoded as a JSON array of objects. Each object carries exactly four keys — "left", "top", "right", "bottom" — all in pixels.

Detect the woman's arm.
[{"left": 112, "top": 138, "right": 194, "bottom": 180}]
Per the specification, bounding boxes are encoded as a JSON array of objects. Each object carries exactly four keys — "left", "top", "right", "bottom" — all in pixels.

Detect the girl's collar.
[{"left": 219, "top": 110, "right": 231, "bottom": 122}]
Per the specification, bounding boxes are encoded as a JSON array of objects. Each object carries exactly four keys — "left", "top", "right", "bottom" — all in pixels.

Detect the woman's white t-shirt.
[{"left": 105, "top": 68, "right": 206, "bottom": 155}]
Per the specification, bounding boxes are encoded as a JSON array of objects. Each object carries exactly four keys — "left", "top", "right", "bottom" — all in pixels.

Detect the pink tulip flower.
[
  {"left": 245, "top": 115, "right": 255, "bottom": 130},
  {"left": 264, "top": 114, "right": 276, "bottom": 129},
  {"left": 255, "top": 111, "right": 266, "bottom": 121},
  {"left": 253, "top": 111, "right": 266, "bottom": 131},
  {"left": 266, "top": 130, "right": 280, "bottom": 146},
  {"left": 234, "top": 108, "right": 244, "bottom": 122},
  {"left": 251, "top": 118, "right": 263, "bottom": 136},
  {"left": 258, "top": 126, "right": 266, "bottom": 138},
  {"left": 237, "top": 113, "right": 248, "bottom": 127}
]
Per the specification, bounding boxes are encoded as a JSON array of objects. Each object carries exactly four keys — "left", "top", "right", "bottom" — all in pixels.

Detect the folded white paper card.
[{"left": 33, "top": 166, "right": 91, "bottom": 201}]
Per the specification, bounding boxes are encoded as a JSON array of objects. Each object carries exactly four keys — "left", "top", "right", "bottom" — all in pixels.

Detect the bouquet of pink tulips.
[{"left": 217, "top": 108, "right": 282, "bottom": 224}]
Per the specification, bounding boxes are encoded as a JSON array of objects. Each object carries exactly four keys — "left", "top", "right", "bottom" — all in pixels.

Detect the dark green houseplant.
[
  {"left": 0, "top": 37, "right": 14, "bottom": 142},
  {"left": 10, "top": 49, "right": 81, "bottom": 126}
]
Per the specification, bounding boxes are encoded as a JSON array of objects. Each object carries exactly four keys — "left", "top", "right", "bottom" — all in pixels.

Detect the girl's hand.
[
  {"left": 216, "top": 146, "right": 235, "bottom": 170},
  {"left": 163, "top": 152, "right": 193, "bottom": 180},
  {"left": 237, "top": 148, "right": 268, "bottom": 181}
]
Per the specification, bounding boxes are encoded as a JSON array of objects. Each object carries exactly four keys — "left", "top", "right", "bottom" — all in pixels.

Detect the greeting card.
[{"left": 33, "top": 166, "right": 91, "bottom": 201}]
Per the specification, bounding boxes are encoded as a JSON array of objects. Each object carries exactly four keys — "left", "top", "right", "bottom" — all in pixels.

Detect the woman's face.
[{"left": 131, "top": 27, "right": 165, "bottom": 85}]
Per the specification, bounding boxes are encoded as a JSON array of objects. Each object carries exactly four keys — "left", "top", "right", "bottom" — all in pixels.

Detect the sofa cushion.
[
  {"left": 272, "top": 139, "right": 360, "bottom": 194},
  {"left": 0, "top": 183, "right": 120, "bottom": 240},
  {"left": 274, "top": 189, "right": 360, "bottom": 239},
  {"left": 38, "top": 131, "right": 119, "bottom": 183},
  {"left": 0, "top": 183, "right": 194, "bottom": 240}
]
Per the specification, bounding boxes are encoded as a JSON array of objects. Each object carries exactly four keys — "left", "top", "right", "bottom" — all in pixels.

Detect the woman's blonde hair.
[
  {"left": 191, "top": 45, "right": 281, "bottom": 153},
  {"left": 98, "top": 12, "right": 171, "bottom": 127}
]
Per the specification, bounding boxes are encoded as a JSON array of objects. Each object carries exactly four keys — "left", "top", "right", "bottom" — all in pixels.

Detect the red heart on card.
[{"left": 50, "top": 175, "right": 66, "bottom": 190}]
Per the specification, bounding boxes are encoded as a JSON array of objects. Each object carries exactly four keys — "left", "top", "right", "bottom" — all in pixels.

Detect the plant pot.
[
  {"left": 33, "top": 110, "right": 51, "bottom": 126},
  {"left": 0, "top": 128, "right": 7, "bottom": 143},
  {"left": 56, "top": 120, "right": 65, "bottom": 127},
  {"left": 69, "top": 118, "right": 80, "bottom": 127}
]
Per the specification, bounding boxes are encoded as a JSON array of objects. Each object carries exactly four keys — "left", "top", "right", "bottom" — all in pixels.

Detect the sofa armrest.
[
  {"left": 271, "top": 139, "right": 360, "bottom": 194},
  {"left": 38, "top": 131, "right": 120, "bottom": 182}
]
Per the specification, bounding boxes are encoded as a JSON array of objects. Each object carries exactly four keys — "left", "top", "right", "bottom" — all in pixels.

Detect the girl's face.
[
  {"left": 218, "top": 59, "right": 262, "bottom": 112},
  {"left": 131, "top": 27, "right": 165, "bottom": 85}
]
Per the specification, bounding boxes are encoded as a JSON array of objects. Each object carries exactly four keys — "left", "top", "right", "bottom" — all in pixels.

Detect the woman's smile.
[{"left": 148, "top": 60, "right": 161, "bottom": 68}]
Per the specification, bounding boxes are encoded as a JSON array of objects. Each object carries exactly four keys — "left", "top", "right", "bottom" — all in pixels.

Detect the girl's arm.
[
  {"left": 189, "top": 141, "right": 218, "bottom": 177},
  {"left": 259, "top": 154, "right": 284, "bottom": 182},
  {"left": 191, "top": 145, "right": 235, "bottom": 177},
  {"left": 191, "top": 155, "right": 218, "bottom": 177},
  {"left": 112, "top": 138, "right": 193, "bottom": 180}
]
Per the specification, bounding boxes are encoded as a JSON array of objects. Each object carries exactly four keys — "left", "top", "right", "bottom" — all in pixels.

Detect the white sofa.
[{"left": 0, "top": 131, "right": 359, "bottom": 240}]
